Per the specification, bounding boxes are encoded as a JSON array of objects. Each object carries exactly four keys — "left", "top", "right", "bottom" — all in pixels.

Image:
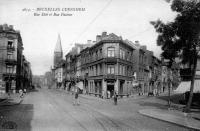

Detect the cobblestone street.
[{"left": 0, "top": 88, "right": 194, "bottom": 131}]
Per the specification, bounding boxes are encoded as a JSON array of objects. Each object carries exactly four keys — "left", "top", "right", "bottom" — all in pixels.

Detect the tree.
[{"left": 151, "top": 0, "right": 200, "bottom": 112}]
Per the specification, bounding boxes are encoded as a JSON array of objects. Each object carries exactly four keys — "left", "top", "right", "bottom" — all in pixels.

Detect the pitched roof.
[{"left": 54, "top": 34, "right": 63, "bottom": 53}]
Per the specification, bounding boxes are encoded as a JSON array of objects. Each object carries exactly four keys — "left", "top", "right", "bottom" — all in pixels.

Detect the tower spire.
[
  {"left": 53, "top": 34, "right": 63, "bottom": 68},
  {"left": 54, "top": 34, "right": 63, "bottom": 53}
]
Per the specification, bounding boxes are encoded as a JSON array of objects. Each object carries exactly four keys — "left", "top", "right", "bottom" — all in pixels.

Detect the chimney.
[
  {"left": 102, "top": 31, "right": 107, "bottom": 37},
  {"left": 2, "top": 24, "right": 8, "bottom": 30},
  {"left": 141, "top": 45, "right": 147, "bottom": 50},
  {"left": 135, "top": 41, "right": 140, "bottom": 47},
  {"left": 87, "top": 40, "right": 92, "bottom": 44},
  {"left": 96, "top": 35, "right": 101, "bottom": 42},
  {"left": 9, "top": 25, "right": 14, "bottom": 30}
]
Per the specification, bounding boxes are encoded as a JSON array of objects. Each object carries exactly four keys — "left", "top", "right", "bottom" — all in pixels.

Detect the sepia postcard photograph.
[{"left": 0, "top": 0, "right": 200, "bottom": 130}]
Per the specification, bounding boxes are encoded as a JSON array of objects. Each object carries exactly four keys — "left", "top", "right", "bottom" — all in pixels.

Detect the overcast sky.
[{"left": 0, "top": 0, "right": 177, "bottom": 75}]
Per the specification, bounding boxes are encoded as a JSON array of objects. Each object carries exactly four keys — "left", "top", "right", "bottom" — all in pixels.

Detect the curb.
[
  {"left": 138, "top": 109, "right": 200, "bottom": 131},
  {"left": 0, "top": 99, "right": 9, "bottom": 105},
  {"left": 0, "top": 99, "right": 23, "bottom": 106}
]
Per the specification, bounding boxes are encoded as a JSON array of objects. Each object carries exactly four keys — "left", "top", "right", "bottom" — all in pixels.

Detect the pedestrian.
[
  {"left": 19, "top": 89, "right": 24, "bottom": 98},
  {"left": 113, "top": 91, "right": 117, "bottom": 105},
  {"left": 73, "top": 86, "right": 80, "bottom": 106},
  {"left": 107, "top": 91, "right": 110, "bottom": 99},
  {"left": 23, "top": 89, "right": 27, "bottom": 95}
]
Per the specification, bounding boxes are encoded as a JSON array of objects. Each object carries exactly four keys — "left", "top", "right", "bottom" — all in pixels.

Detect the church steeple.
[
  {"left": 54, "top": 34, "right": 63, "bottom": 53},
  {"left": 53, "top": 34, "right": 63, "bottom": 68}
]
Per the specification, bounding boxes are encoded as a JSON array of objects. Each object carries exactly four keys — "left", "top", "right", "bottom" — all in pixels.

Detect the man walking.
[
  {"left": 113, "top": 91, "right": 117, "bottom": 105},
  {"left": 73, "top": 86, "right": 80, "bottom": 106}
]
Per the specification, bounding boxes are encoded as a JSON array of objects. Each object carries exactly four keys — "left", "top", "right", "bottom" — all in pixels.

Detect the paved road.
[{"left": 0, "top": 88, "right": 193, "bottom": 131}]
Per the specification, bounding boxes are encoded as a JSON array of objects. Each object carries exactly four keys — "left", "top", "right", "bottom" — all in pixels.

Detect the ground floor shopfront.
[
  {"left": 133, "top": 80, "right": 163, "bottom": 96},
  {"left": 0, "top": 75, "right": 17, "bottom": 93},
  {"left": 85, "top": 76, "right": 133, "bottom": 98},
  {"left": 0, "top": 75, "right": 31, "bottom": 94}
]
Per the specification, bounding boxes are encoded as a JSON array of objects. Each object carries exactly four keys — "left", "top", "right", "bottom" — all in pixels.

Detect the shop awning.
[{"left": 175, "top": 80, "right": 200, "bottom": 93}]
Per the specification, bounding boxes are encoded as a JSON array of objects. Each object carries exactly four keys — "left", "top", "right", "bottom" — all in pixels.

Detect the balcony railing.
[
  {"left": 3, "top": 73, "right": 16, "bottom": 78},
  {"left": 7, "top": 46, "right": 15, "bottom": 51},
  {"left": 105, "top": 74, "right": 116, "bottom": 80},
  {"left": 5, "top": 59, "right": 17, "bottom": 65},
  {"left": 105, "top": 57, "right": 117, "bottom": 63}
]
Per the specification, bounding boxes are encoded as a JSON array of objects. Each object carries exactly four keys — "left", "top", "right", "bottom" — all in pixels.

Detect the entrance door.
[
  {"left": 107, "top": 84, "right": 114, "bottom": 97},
  {"left": 119, "top": 80, "right": 125, "bottom": 94},
  {"left": 6, "top": 82, "right": 10, "bottom": 93}
]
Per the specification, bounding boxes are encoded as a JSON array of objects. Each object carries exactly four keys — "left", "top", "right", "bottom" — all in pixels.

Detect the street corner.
[{"left": 138, "top": 108, "right": 200, "bottom": 131}]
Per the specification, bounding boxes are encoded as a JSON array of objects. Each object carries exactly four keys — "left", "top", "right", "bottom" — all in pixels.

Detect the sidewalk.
[
  {"left": 0, "top": 93, "right": 23, "bottom": 106},
  {"left": 139, "top": 108, "right": 200, "bottom": 130}
]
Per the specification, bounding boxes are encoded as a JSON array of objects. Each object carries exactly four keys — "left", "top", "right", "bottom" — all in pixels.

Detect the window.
[
  {"left": 7, "top": 52, "right": 13, "bottom": 59},
  {"left": 7, "top": 40, "right": 13, "bottom": 48},
  {"left": 120, "top": 49, "right": 125, "bottom": 59},
  {"left": 99, "top": 49, "right": 102, "bottom": 58},
  {"left": 123, "top": 65, "right": 125, "bottom": 75},
  {"left": 6, "top": 65, "right": 14, "bottom": 74},
  {"left": 96, "top": 51, "right": 98, "bottom": 60},
  {"left": 127, "top": 66, "right": 129, "bottom": 76},
  {"left": 119, "top": 65, "right": 122, "bottom": 75},
  {"left": 127, "top": 52, "right": 130, "bottom": 61},
  {"left": 107, "top": 65, "right": 115, "bottom": 74},
  {"left": 107, "top": 47, "right": 115, "bottom": 57},
  {"left": 99, "top": 64, "right": 102, "bottom": 75}
]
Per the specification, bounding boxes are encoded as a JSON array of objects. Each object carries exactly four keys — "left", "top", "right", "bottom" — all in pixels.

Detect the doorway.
[
  {"left": 6, "top": 81, "right": 11, "bottom": 93},
  {"left": 107, "top": 84, "right": 114, "bottom": 97},
  {"left": 119, "top": 80, "right": 125, "bottom": 94}
]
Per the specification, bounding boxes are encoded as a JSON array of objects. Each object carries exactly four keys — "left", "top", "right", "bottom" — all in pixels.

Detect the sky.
[{"left": 0, "top": 0, "right": 177, "bottom": 75}]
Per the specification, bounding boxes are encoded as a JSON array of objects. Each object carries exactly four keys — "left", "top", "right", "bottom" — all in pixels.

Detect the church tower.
[{"left": 53, "top": 34, "right": 63, "bottom": 68}]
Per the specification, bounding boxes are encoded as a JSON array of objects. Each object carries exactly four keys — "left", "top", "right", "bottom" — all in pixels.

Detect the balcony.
[
  {"left": 105, "top": 74, "right": 116, "bottom": 80},
  {"left": 5, "top": 59, "right": 17, "bottom": 65},
  {"left": 3, "top": 73, "right": 16, "bottom": 78},
  {"left": 104, "top": 57, "right": 117, "bottom": 63},
  {"left": 7, "top": 46, "right": 15, "bottom": 51}
]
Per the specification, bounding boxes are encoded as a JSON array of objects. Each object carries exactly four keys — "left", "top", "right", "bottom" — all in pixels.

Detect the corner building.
[
  {"left": 0, "top": 24, "right": 30, "bottom": 93},
  {"left": 81, "top": 32, "right": 134, "bottom": 97}
]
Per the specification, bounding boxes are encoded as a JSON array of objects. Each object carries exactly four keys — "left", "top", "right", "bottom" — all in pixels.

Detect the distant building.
[
  {"left": 64, "top": 42, "right": 93, "bottom": 90},
  {"left": 53, "top": 34, "right": 63, "bottom": 68},
  {"left": 53, "top": 34, "right": 64, "bottom": 88},
  {"left": 43, "top": 71, "right": 54, "bottom": 88}
]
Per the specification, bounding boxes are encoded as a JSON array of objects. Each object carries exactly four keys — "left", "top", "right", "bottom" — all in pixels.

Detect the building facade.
[
  {"left": 81, "top": 32, "right": 134, "bottom": 97},
  {"left": 64, "top": 43, "right": 93, "bottom": 90},
  {"left": 0, "top": 24, "right": 32, "bottom": 93}
]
